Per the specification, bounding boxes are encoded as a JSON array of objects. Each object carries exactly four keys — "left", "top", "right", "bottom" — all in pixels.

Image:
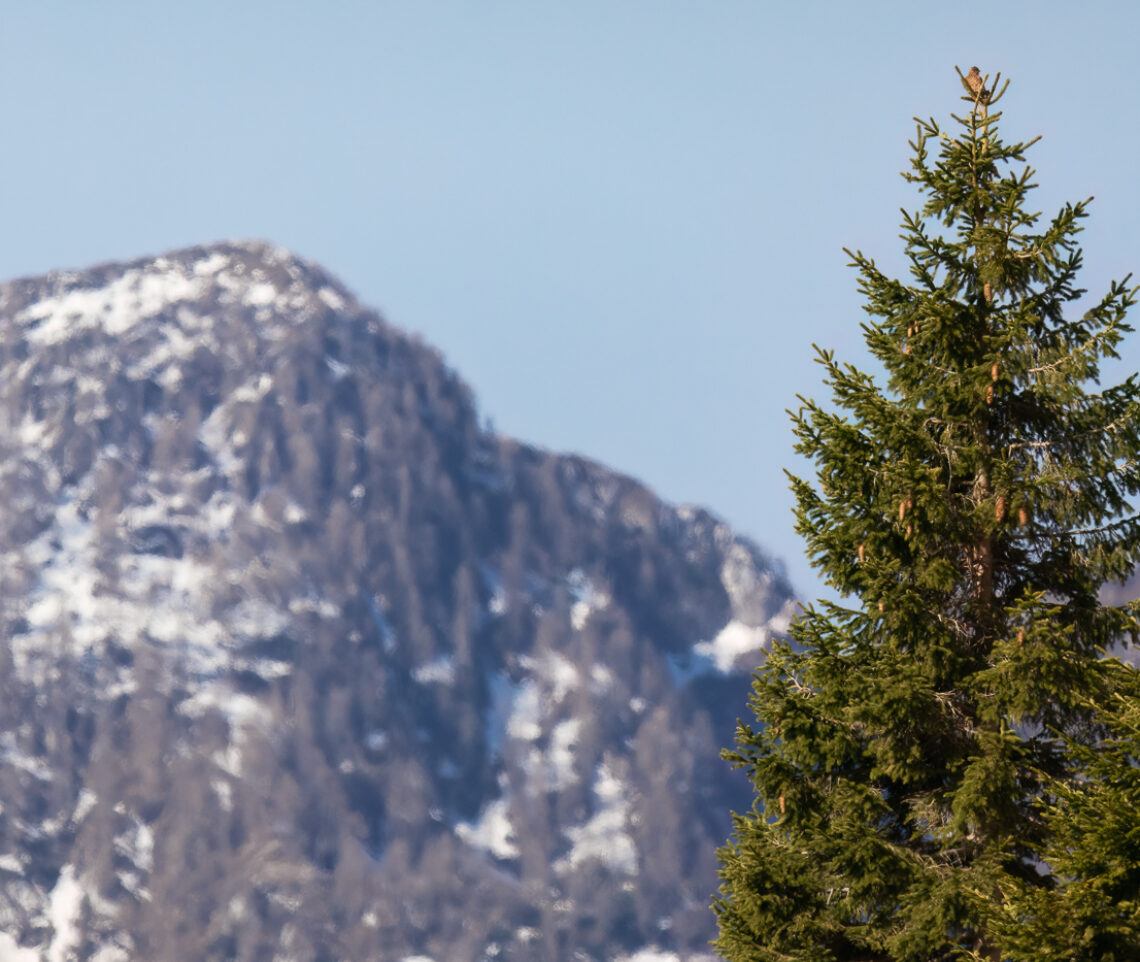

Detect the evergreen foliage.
[
  {"left": 714, "top": 68, "right": 1140, "bottom": 960},
  {"left": 999, "top": 658, "right": 1140, "bottom": 961}
]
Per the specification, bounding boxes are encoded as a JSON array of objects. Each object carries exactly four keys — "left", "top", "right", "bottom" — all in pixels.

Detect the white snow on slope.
[
  {"left": 46, "top": 865, "right": 82, "bottom": 962},
  {"left": 456, "top": 794, "right": 519, "bottom": 860},
  {"left": 318, "top": 286, "right": 346, "bottom": 311},
  {"left": 693, "top": 620, "right": 770, "bottom": 673},
  {"left": 19, "top": 267, "right": 204, "bottom": 346},
  {"left": 499, "top": 650, "right": 580, "bottom": 743},
  {"left": 555, "top": 761, "right": 637, "bottom": 875},
  {"left": 8, "top": 463, "right": 289, "bottom": 762},
  {"left": 568, "top": 567, "right": 610, "bottom": 630},
  {"left": 16, "top": 493, "right": 229, "bottom": 669},
  {"left": 412, "top": 656, "right": 456, "bottom": 685},
  {"left": 677, "top": 536, "right": 799, "bottom": 676},
  {"left": 0, "top": 933, "right": 39, "bottom": 961}
]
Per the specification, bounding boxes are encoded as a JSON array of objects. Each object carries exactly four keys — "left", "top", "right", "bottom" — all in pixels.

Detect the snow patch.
[
  {"left": 181, "top": 688, "right": 272, "bottom": 769},
  {"left": 412, "top": 656, "right": 456, "bottom": 685},
  {"left": 194, "top": 252, "right": 230, "bottom": 276},
  {"left": 0, "top": 732, "right": 54, "bottom": 781},
  {"left": 114, "top": 815, "right": 154, "bottom": 874},
  {"left": 555, "top": 762, "right": 637, "bottom": 875},
  {"left": 231, "top": 372, "right": 274, "bottom": 404},
  {"left": 567, "top": 568, "right": 609, "bottom": 630},
  {"left": 73, "top": 788, "right": 97, "bottom": 824},
  {"left": 46, "top": 865, "right": 83, "bottom": 962},
  {"left": 17, "top": 412, "right": 51, "bottom": 447},
  {"left": 0, "top": 932, "right": 39, "bottom": 961},
  {"left": 527, "top": 651, "right": 580, "bottom": 701},
  {"left": 693, "top": 620, "right": 770, "bottom": 672},
  {"left": 535, "top": 717, "right": 581, "bottom": 791},
  {"left": 212, "top": 779, "right": 234, "bottom": 812},
  {"left": 20, "top": 267, "right": 204, "bottom": 345},
  {"left": 505, "top": 679, "right": 543, "bottom": 742},
  {"left": 497, "top": 651, "right": 581, "bottom": 745},
  {"left": 456, "top": 795, "right": 519, "bottom": 860},
  {"left": 318, "top": 287, "right": 346, "bottom": 311},
  {"left": 589, "top": 662, "right": 614, "bottom": 692},
  {"left": 768, "top": 603, "right": 795, "bottom": 635},
  {"left": 288, "top": 596, "right": 340, "bottom": 619},
  {"left": 14, "top": 487, "right": 261, "bottom": 678},
  {"left": 199, "top": 404, "right": 244, "bottom": 480},
  {"left": 243, "top": 281, "right": 278, "bottom": 307},
  {"left": 127, "top": 319, "right": 208, "bottom": 382},
  {"left": 89, "top": 947, "right": 130, "bottom": 962},
  {"left": 229, "top": 596, "right": 292, "bottom": 641},
  {"left": 719, "top": 539, "right": 787, "bottom": 627}
]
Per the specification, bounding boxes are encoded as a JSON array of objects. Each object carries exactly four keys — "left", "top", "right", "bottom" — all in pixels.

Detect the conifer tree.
[
  {"left": 714, "top": 67, "right": 1140, "bottom": 961},
  {"left": 999, "top": 657, "right": 1140, "bottom": 961}
]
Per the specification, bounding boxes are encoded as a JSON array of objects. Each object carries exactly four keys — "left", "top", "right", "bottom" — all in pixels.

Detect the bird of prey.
[{"left": 966, "top": 66, "right": 987, "bottom": 100}]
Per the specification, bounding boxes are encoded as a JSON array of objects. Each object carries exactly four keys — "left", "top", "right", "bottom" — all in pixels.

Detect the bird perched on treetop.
[{"left": 966, "top": 65, "right": 988, "bottom": 101}]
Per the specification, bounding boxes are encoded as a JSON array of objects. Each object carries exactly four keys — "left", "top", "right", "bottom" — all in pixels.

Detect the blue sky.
[{"left": 2, "top": 2, "right": 1139, "bottom": 599}]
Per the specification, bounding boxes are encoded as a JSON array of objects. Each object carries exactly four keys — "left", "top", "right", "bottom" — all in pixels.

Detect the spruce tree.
[
  {"left": 714, "top": 67, "right": 1140, "bottom": 961},
  {"left": 998, "top": 657, "right": 1140, "bottom": 961}
]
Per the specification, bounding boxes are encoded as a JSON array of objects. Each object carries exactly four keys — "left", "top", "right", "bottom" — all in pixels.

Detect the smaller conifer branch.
[
  {"left": 1037, "top": 518, "right": 1139, "bottom": 539},
  {"left": 1025, "top": 318, "right": 1131, "bottom": 376},
  {"left": 1006, "top": 440, "right": 1054, "bottom": 451}
]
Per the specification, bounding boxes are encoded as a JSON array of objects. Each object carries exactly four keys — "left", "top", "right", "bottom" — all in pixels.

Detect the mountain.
[{"left": 0, "top": 241, "right": 796, "bottom": 962}]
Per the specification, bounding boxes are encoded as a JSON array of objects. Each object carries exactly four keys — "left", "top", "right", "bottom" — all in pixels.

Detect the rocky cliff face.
[{"left": 0, "top": 242, "right": 796, "bottom": 962}]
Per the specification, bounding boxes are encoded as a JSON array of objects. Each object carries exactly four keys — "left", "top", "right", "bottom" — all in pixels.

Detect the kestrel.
[{"left": 966, "top": 66, "right": 987, "bottom": 100}]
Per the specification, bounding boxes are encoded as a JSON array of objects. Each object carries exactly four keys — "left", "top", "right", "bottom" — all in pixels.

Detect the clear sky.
[{"left": 2, "top": 2, "right": 1138, "bottom": 600}]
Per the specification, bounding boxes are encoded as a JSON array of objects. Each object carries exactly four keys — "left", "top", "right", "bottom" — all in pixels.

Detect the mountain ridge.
[{"left": 0, "top": 240, "right": 795, "bottom": 961}]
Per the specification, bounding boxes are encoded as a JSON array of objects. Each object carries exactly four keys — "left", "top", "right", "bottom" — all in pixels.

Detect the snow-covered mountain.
[{"left": 0, "top": 241, "right": 796, "bottom": 962}]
